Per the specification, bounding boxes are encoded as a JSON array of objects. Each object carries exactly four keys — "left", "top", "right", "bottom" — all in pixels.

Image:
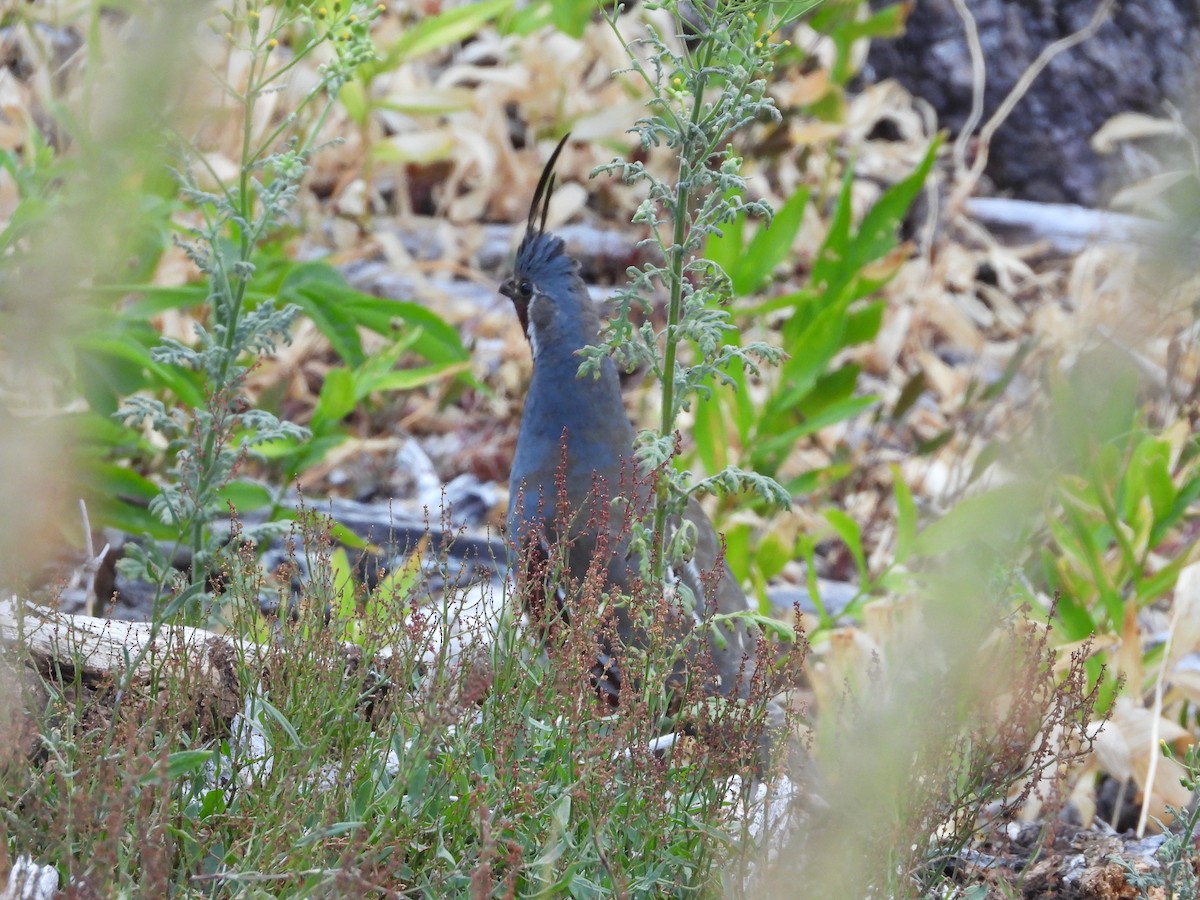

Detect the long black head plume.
[
  {"left": 528, "top": 132, "right": 569, "bottom": 241},
  {"left": 501, "top": 133, "right": 576, "bottom": 338}
]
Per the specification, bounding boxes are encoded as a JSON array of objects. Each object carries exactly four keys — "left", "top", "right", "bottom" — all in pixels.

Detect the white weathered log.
[
  {"left": 0, "top": 587, "right": 502, "bottom": 725},
  {"left": 0, "top": 856, "right": 58, "bottom": 900},
  {"left": 0, "top": 596, "right": 269, "bottom": 723},
  {"left": 965, "top": 196, "right": 1178, "bottom": 255}
]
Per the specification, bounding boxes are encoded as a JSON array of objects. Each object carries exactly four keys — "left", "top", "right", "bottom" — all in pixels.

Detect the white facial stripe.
[{"left": 527, "top": 316, "right": 541, "bottom": 360}]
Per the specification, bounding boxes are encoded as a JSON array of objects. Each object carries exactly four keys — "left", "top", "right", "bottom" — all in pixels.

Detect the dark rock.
[{"left": 864, "top": 0, "right": 1200, "bottom": 206}]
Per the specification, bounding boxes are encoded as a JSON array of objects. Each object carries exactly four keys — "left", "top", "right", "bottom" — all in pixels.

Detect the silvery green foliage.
[
  {"left": 117, "top": 151, "right": 315, "bottom": 610},
  {"left": 114, "top": 7, "right": 382, "bottom": 619},
  {"left": 583, "top": 0, "right": 798, "bottom": 582}
]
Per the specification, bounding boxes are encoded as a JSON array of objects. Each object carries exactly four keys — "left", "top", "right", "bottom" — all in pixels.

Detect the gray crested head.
[{"left": 500, "top": 134, "right": 602, "bottom": 360}]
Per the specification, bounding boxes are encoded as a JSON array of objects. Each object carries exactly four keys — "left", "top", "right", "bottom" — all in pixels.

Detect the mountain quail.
[{"left": 501, "top": 134, "right": 761, "bottom": 709}]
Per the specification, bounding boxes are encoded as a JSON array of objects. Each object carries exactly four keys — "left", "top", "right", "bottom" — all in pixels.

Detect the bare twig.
[
  {"left": 76, "top": 499, "right": 110, "bottom": 617},
  {"left": 1139, "top": 594, "right": 1180, "bottom": 836},
  {"left": 948, "top": 0, "right": 1118, "bottom": 214},
  {"left": 948, "top": 0, "right": 986, "bottom": 177}
]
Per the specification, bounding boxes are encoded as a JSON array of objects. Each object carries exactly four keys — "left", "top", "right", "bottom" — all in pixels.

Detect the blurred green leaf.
[
  {"left": 756, "top": 528, "right": 792, "bottom": 581},
  {"left": 847, "top": 135, "right": 940, "bottom": 275},
  {"left": 311, "top": 367, "right": 357, "bottom": 433},
  {"left": 728, "top": 186, "right": 810, "bottom": 295},
  {"left": 808, "top": 1, "right": 910, "bottom": 84},
  {"left": 705, "top": 190, "right": 745, "bottom": 282},
  {"left": 362, "top": 360, "right": 471, "bottom": 394},
  {"left": 155, "top": 749, "right": 215, "bottom": 782},
  {"left": 382, "top": 0, "right": 514, "bottom": 67},
  {"left": 890, "top": 371, "right": 927, "bottom": 422},
  {"left": 915, "top": 482, "right": 1042, "bottom": 557},
  {"left": 1127, "top": 436, "right": 1175, "bottom": 525},
  {"left": 338, "top": 79, "right": 369, "bottom": 125},
  {"left": 825, "top": 508, "right": 866, "bottom": 581},
  {"left": 280, "top": 263, "right": 367, "bottom": 367},
  {"left": 892, "top": 465, "right": 916, "bottom": 564},
  {"left": 214, "top": 479, "right": 274, "bottom": 513},
  {"left": 330, "top": 546, "right": 358, "bottom": 625}
]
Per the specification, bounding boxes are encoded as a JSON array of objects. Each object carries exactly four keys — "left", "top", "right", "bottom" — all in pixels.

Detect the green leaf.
[
  {"left": 783, "top": 462, "right": 852, "bottom": 497},
  {"left": 383, "top": 0, "right": 514, "bottom": 66},
  {"left": 75, "top": 331, "right": 206, "bottom": 411},
  {"left": 95, "top": 498, "right": 176, "bottom": 540},
  {"left": 1154, "top": 471, "right": 1200, "bottom": 546},
  {"left": 100, "top": 284, "right": 208, "bottom": 317},
  {"left": 771, "top": 1, "right": 827, "bottom": 28},
  {"left": 723, "top": 521, "right": 752, "bottom": 583},
  {"left": 968, "top": 440, "right": 1002, "bottom": 485},
  {"left": 548, "top": 0, "right": 597, "bottom": 38},
  {"left": 752, "top": 395, "right": 875, "bottom": 474},
  {"left": 756, "top": 528, "right": 793, "bottom": 581},
  {"left": 1131, "top": 437, "right": 1176, "bottom": 526},
  {"left": 843, "top": 300, "right": 884, "bottom": 345},
  {"left": 692, "top": 393, "right": 727, "bottom": 475},
  {"left": 732, "top": 186, "right": 810, "bottom": 295},
  {"left": 256, "top": 696, "right": 305, "bottom": 748},
  {"left": 980, "top": 339, "right": 1033, "bottom": 402},
  {"left": 311, "top": 367, "right": 357, "bottom": 433},
  {"left": 839, "top": 2, "right": 910, "bottom": 41},
  {"left": 1047, "top": 554, "right": 1097, "bottom": 641},
  {"left": 330, "top": 546, "right": 358, "bottom": 623},
  {"left": 1137, "top": 553, "right": 1191, "bottom": 607},
  {"left": 824, "top": 508, "right": 866, "bottom": 581},
  {"left": 80, "top": 459, "right": 161, "bottom": 501},
  {"left": 338, "top": 80, "right": 369, "bottom": 126},
  {"left": 359, "top": 361, "right": 470, "bottom": 395},
  {"left": 810, "top": 165, "right": 856, "bottom": 292},
  {"left": 197, "top": 788, "right": 226, "bottom": 819},
  {"left": 281, "top": 266, "right": 366, "bottom": 367},
  {"left": 371, "top": 546, "right": 424, "bottom": 618},
  {"left": 705, "top": 190, "right": 744, "bottom": 281},
  {"left": 800, "top": 364, "right": 860, "bottom": 415},
  {"left": 892, "top": 465, "right": 917, "bottom": 564},
  {"left": 369, "top": 299, "right": 468, "bottom": 366},
  {"left": 333, "top": 290, "right": 470, "bottom": 370},
  {"left": 298, "top": 821, "right": 364, "bottom": 847},
  {"left": 214, "top": 479, "right": 273, "bottom": 512},
  {"left": 255, "top": 432, "right": 347, "bottom": 480},
  {"left": 890, "top": 371, "right": 927, "bottom": 422},
  {"left": 712, "top": 610, "right": 795, "bottom": 642},
  {"left": 772, "top": 297, "right": 852, "bottom": 411},
  {"left": 153, "top": 749, "right": 215, "bottom": 782},
  {"left": 809, "top": 1, "right": 909, "bottom": 84},
  {"left": 73, "top": 413, "right": 150, "bottom": 461},
  {"left": 846, "top": 135, "right": 941, "bottom": 275}
]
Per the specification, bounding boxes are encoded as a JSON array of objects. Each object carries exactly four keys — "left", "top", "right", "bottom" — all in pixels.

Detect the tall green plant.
[
  {"left": 583, "top": 0, "right": 809, "bottom": 590},
  {"left": 116, "top": 2, "right": 385, "bottom": 623}
]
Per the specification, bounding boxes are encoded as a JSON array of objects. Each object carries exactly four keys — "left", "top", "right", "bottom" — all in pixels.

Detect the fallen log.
[
  {"left": 0, "top": 596, "right": 260, "bottom": 724},
  {"left": 964, "top": 196, "right": 1185, "bottom": 255}
]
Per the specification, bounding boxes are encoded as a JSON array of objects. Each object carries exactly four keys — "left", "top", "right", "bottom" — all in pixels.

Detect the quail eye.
[{"left": 517, "top": 279, "right": 533, "bottom": 299}]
